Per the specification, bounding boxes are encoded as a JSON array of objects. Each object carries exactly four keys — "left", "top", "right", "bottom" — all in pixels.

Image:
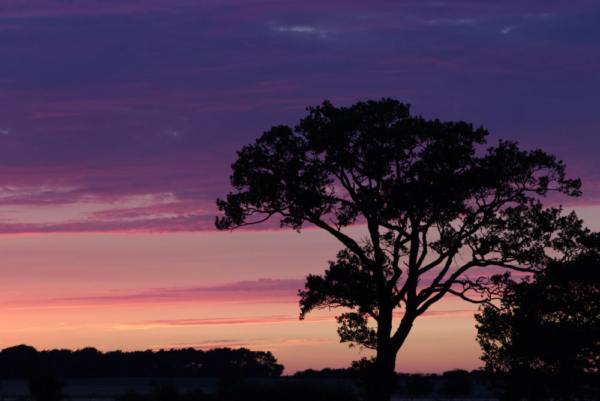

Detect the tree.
[
  {"left": 476, "top": 251, "right": 600, "bottom": 400},
  {"left": 28, "top": 372, "right": 64, "bottom": 401},
  {"left": 404, "top": 374, "right": 434, "bottom": 396},
  {"left": 0, "top": 345, "right": 283, "bottom": 379},
  {"left": 442, "top": 369, "right": 472, "bottom": 395},
  {"left": 215, "top": 98, "right": 588, "bottom": 401}
]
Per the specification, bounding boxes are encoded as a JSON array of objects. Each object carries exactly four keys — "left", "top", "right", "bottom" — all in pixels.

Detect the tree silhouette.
[
  {"left": 0, "top": 346, "right": 283, "bottom": 379},
  {"left": 476, "top": 250, "right": 600, "bottom": 400},
  {"left": 216, "top": 98, "right": 588, "bottom": 401}
]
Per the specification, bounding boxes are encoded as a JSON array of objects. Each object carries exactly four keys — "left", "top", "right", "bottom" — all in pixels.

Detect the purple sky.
[
  {"left": 1, "top": 0, "right": 599, "bottom": 234},
  {"left": 1, "top": 0, "right": 600, "bottom": 373}
]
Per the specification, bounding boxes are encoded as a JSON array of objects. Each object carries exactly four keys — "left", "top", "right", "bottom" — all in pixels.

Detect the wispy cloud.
[
  {"left": 411, "top": 16, "right": 481, "bottom": 26},
  {"left": 3, "top": 278, "right": 305, "bottom": 309},
  {"left": 27, "top": 112, "right": 82, "bottom": 119},
  {"left": 112, "top": 315, "right": 332, "bottom": 330},
  {"left": 0, "top": 310, "right": 478, "bottom": 336},
  {"left": 112, "top": 309, "right": 479, "bottom": 331},
  {"left": 270, "top": 24, "right": 328, "bottom": 38},
  {"left": 149, "top": 337, "right": 335, "bottom": 351},
  {"left": 275, "top": 26, "right": 317, "bottom": 33}
]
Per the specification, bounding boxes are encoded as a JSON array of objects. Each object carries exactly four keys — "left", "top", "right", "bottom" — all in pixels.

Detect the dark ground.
[{"left": 0, "top": 377, "right": 497, "bottom": 400}]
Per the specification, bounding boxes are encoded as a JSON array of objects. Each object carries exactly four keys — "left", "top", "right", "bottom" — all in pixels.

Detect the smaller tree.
[
  {"left": 442, "top": 369, "right": 472, "bottom": 395},
  {"left": 405, "top": 374, "right": 435, "bottom": 396},
  {"left": 28, "top": 372, "right": 64, "bottom": 401},
  {"left": 476, "top": 250, "right": 600, "bottom": 401}
]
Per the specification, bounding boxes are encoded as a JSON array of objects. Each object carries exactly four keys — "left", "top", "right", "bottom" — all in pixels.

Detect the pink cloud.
[
  {"left": 0, "top": 213, "right": 217, "bottom": 235},
  {"left": 114, "top": 315, "right": 332, "bottom": 330},
  {"left": 149, "top": 337, "right": 335, "bottom": 351},
  {"left": 4, "top": 278, "right": 305, "bottom": 309},
  {"left": 115, "top": 309, "right": 479, "bottom": 331},
  {"left": 27, "top": 112, "right": 83, "bottom": 119},
  {"left": 86, "top": 201, "right": 212, "bottom": 220}
]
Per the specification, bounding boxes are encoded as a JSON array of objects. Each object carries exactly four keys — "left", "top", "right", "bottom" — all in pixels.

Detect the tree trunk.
[
  {"left": 366, "top": 310, "right": 416, "bottom": 401},
  {"left": 370, "top": 345, "right": 397, "bottom": 401},
  {"left": 366, "top": 309, "right": 397, "bottom": 401}
]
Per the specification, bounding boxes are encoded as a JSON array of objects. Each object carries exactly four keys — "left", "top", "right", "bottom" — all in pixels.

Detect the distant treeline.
[
  {"left": 294, "top": 367, "right": 483, "bottom": 380},
  {"left": 0, "top": 345, "right": 284, "bottom": 379},
  {"left": 294, "top": 368, "right": 485, "bottom": 396}
]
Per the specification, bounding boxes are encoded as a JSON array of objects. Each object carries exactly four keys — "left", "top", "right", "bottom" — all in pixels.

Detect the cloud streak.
[
  {"left": 3, "top": 279, "right": 306, "bottom": 309},
  {"left": 148, "top": 337, "right": 335, "bottom": 351},
  {"left": 116, "top": 310, "right": 479, "bottom": 331},
  {"left": 113, "top": 315, "right": 331, "bottom": 330}
]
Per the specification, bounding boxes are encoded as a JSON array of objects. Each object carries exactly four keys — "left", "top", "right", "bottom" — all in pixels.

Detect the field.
[
  {"left": 0, "top": 377, "right": 498, "bottom": 401},
  {"left": 0, "top": 378, "right": 215, "bottom": 400}
]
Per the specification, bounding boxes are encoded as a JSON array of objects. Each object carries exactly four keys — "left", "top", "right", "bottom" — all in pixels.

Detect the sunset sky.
[{"left": 1, "top": 0, "right": 600, "bottom": 374}]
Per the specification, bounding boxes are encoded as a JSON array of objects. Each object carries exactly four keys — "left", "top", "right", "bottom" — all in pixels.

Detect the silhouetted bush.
[
  {"left": 28, "top": 372, "right": 64, "bottom": 401},
  {"left": 442, "top": 369, "right": 472, "bottom": 395},
  {"left": 118, "top": 392, "right": 149, "bottom": 401},
  {"left": 349, "top": 356, "right": 383, "bottom": 398},
  {"left": 293, "top": 367, "right": 353, "bottom": 379},
  {"left": 149, "top": 381, "right": 181, "bottom": 401},
  {"left": 405, "top": 374, "right": 434, "bottom": 395},
  {"left": 216, "top": 365, "right": 245, "bottom": 391}
]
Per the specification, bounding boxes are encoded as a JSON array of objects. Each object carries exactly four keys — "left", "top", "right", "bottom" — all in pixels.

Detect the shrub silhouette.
[
  {"left": 149, "top": 381, "right": 181, "bottom": 401},
  {"left": 293, "top": 367, "right": 353, "bottom": 379},
  {"left": 405, "top": 374, "right": 434, "bottom": 395},
  {"left": 442, "top": 369, "right": 472, "bottom": 395},
  {"left": 28, "top": 372, "right": 64, "bottom": 401},
  {"left": 216, "top": 365, "right": 245, "bottom": 391}
]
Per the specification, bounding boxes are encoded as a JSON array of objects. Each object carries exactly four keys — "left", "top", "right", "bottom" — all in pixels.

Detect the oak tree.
[{"left": 216, "top": 99, "right": 586, "bottom": 401}]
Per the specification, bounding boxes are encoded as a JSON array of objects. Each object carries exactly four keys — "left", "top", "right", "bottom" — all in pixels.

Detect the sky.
[{"left": 0, "top": 0, "right": 600, "bottom": 374}]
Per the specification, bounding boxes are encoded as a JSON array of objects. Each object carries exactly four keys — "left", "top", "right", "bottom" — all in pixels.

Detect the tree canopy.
[
  {"left": 216, "top": 98, "right": 588, "bottom": 401},
  {"left": 476, "top": 251, "right": 600, "bottom": 401},
  {"left": 0, "top": 345, "right": 284, "bottom": 379}
]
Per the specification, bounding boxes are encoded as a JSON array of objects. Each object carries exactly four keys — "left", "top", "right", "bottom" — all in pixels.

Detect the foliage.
[
  {"left": 404, "top": 374, "right": 434, "bottom": 395},
  {"left": 28, "top": 372, "right": 64, "bottom": 401},
  {"left": 149, "top": 381, "right": 181, "bottom": 401},
  {"left": 442, "top": 369, "right": 472, "bottom": 395},
  {"left": 215, "top": 365, "right": 246, "bottom": 390},
  {"left": 293, "top": 367, "right": 354, "bottom": 379},
  {"left": 216, "top": 98, "right": 587, "bottom": 400},
  {"left": 349, "top": 357, "right": 381, "bottom": 397},
  {"left": 476, "top": 251, "right": 600, "bottom": 400},
  {"left": 0, "top": 346, "right": 283, "bottom": 379}
]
